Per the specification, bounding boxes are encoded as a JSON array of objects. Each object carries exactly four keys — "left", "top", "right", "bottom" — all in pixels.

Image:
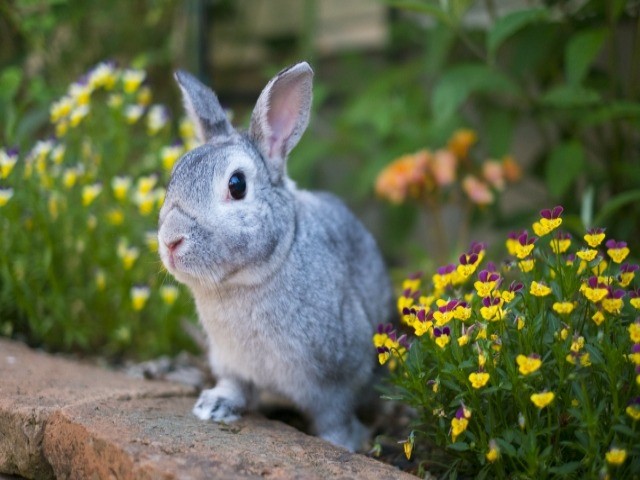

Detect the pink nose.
[{"left": 166, "top": 237, "right": 184, "bottom": 253}]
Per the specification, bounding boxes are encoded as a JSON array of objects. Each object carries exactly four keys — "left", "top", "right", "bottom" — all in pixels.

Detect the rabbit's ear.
[
  {"left": 249, "top": 62, "right": 313, "bottom": 178},
  {"left": 174, "top": 70, "right": 234, "bottom": 144}
]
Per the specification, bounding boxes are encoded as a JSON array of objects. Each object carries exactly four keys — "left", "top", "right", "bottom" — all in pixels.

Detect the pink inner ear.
[{"left": 266, "top": 81, "right": 303, "bottom": 158}]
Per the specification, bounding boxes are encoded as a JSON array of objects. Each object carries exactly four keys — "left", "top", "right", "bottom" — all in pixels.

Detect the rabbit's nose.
[{"left": 166, "top": 237, "right": 184, "bottom": 253}]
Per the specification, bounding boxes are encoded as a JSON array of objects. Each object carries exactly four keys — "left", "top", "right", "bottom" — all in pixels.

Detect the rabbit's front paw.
[{"left": 193, "top": 387, "right": 243, "bottom": 423}]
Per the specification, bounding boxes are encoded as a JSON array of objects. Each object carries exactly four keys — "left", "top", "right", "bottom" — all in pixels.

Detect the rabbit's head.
[{"left": 158, "top": 63, "right": 313, "bottom": 290}]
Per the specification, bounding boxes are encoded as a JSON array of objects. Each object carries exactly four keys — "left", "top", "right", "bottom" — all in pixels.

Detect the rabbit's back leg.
[
  {"left": 193, "top": 377, "right": 255, "bottom": 423},
  {"left": 307, "top": 389, "right": 368, "bottom": 452}
]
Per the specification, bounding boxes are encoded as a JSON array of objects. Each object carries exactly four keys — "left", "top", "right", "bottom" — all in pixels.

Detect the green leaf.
[
  {"left": 432, "top": 64, "right": 520, "bottom": 121},
  {"left": 593, "top": 189, "right": 640, "bottom": 226},
  {"left": 448, "top": 441, "right": 470, "bottom": 451},
  {"left": 565, "top": 28, "right": 607, "bottom": 85},
  {"left": 387, "top": 1, "right": 451, "bottom": 25},
  {"left": 540, "top": 85, "right": 601, "bottom": 108},
  {"left": 612, "top": 424, "right": 637, "bottom": 438},
  {"left": 579, "top": 101, "right": 640, "bottom": 127},
  {"left": 545, "top": 141, "right": 585, "bottom": 198},
  {"left": 484, "top": 110, "right": 513, "bottom": 156},
  {"left": 487, "top": 7, "right": 550, "bottom": 57},
  {"left": 548, "top": 461, "right": 583, "bottom": 475},
  {"left": 0, "top": 67, "right": 23, "bottom": 102}
]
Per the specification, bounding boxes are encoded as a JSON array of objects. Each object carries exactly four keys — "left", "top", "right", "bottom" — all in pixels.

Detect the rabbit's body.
[{"left": 158, "top": 63, "right": 392, "bottom": 451}]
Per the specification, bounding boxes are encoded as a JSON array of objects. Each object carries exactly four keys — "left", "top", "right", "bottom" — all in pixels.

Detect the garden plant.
[
  {"left": 375, "top": 206, "right": 640, "bottom": 478},
  {"left": 0, "top": 62, "right": 198, "bottom": 358}
]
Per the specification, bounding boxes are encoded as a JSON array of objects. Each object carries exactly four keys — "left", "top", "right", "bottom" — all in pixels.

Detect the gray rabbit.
[{"left": 157, "top": 62, "right": 392, "bottom": 451}]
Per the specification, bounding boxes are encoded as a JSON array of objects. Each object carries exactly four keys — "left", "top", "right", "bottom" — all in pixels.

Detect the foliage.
[
  {"left": 0, "top": 0, "right": 184, "bottom": 148},
  {"left": 0, "top": 62, "right": 198, "bottom": 359},
  {"left": 374, "top": 128, "right": 520, "bottom": 264},
  {"left": 375, "top": 206, "right": 640, "bottom": 477},
  {"left": 300, "top": 0, "right": 640, "bottom": 263}
]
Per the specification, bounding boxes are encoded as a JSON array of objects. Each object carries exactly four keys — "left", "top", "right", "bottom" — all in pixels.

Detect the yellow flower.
[
  {"left": 550, "top": 237, "right": 571, "bottom": 254},
  {"left": 631, "top": 298, "right": 640, "bottom": 310},
  {"left": 69, "top": 105, "right": 90, "bottom": 127},
  {"left": 591, "top": 311, "right": 605, "bottom": 326},
  {"left": 518, "top": 259, "right": 535, "bottom": 273},
  {"left": 451, "top": 417, "right": 468, "bottom": 442},
  {"left": 117, "top": 240, "right": 140, "bottom": 270},
  {"left": 134, "top": 191, "right": 155, "bottom": 216},
  {"left": 137, "top": 86, "right": 152, "bottom": 106},
  {"left": 468, "top": 372, "right": 490, "bottom": 389},
  {"left": 56, "top": 120, "right": 69, "bottom": 137},
  {"left": 559, "top": 327, "right": 570, "bottom": 340},
  {"left": 0, "top": 149, "right": 18, "bottom": 179},
  {"left": 161, "top": 144, "right": 183, "bottom": 172},
  {"left": 131, "top": 286, "right": 150, "bottom": 311},
  {"left": 51, "top": 144, "right": 65, "bottom": 165},
  {"left": 478, "top": 352, "right": 487, "bottom": 368},
  {"left": 435, "top": 335, "right": 450, "bottom": 349},
  {"left": 68, "top": 81, "right": 93, "bottom": 105},
  {"left": 50, "top": 96, "right": 74, "bottom": 123},
  {"left": 607, "top": 244, "right": 630, "bottom": 264},
  {"left": 605, "top": 448, "right": 627, "bottom": 466},
  {"left": 457, "top": 334, "right": 469, "bottom": 347},
  {"left": 95, "top": 269, "right": 106, "bottom": 291},
  {"left": 160, "top": 285, "right": 179, "bottom": 305},
  {"left": 122, "top": 69, "right": 146, "bottom": 94},
  {"left": 626, "top": 405, "right": 640, "bottom": 421},
  {"left": 570, "top": 336, "right": 585, "bottom": 352},
  {"left": 145, "top": 231, "right": 159, "bottom": 252},
  {"left": 552, "top": 302, "right": 574, "bottom": 315},
  {"left": 125, "top": 104, "right": 144, "bottom": 124},
  {"left": 88, "top": 62, "right": 117, "bottom": 90},
  {"left": 530, "top": 391, "right": 554, "bottom": 409},
  {"left": 601, "top": 297, "right": 623, "bottom": 314},
  {"left": 107, "top": 208, "right": 124, "bottom": 225},
  {"left": 517, "top": 317, "right": 525, "bottom": 330},
  {"left": 179, "top": 117, "right": 197, "bottom": 141},
  {"left": 576, "top": 249, "right": 598, "bottom": 262},
  {"left": 486, "top": 440, "right": 500, "bottom": 463},
  {"left": 629, "top": 323, "right": 640, "bottom": 343},
  {"left": 516, "top": 354, "right": 542, "bottom": 375},
  {"left": 515, "top": 243, "right": 535, "bottom": 259},
  {"left": 581, "top": 282, "right": 608, "bottom": 303},
  {"left": 111, "top": 176, "right": 132, "bottom": 201},
  {"left": 584, "top": 229, "right": 605, "bottom": 247},
  {"left": 108, "top": 93, "right": 124, "bottom": 109},
  {"left": 403, "top": 435, "right": 414, "bottom": 460},
  {"left": 82, "top": 183, "right": 102, "bottom": 206},
  {"left": 147, "top": 104, "right": 169, "bottom": 135},
  {"left": 137, "top": 174, "right": 158, "bottom": 195},
  {"left": 532, "top": 217, "right": 562, "bottom": 237},
  {"left": 530, "top": 281, "right": 552, "bottom": 297},
  {"left": 0, "top": 188, "right": 14, "bottom": 207}
]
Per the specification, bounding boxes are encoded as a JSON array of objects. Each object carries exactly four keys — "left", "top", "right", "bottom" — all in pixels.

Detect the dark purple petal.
[
  {"left": 552, "top": 205, "right": 563, "bottom": 218},
  {"left": 633, "top": 344, "right": 640, "bottom": 354},
  {"left": 417, "top": 309, "right": 426, "bottom": 322},
  {"left": 540, "top": 208, "right": 552, "bottom": 219},
  {"left": 443, "top": 326, "right": 451, "bottom": 335},
  {"left": 433, "top": 328, "right": 442, "bottom": 338}
]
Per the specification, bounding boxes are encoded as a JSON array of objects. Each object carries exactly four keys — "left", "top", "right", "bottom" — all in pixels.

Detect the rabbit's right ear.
[
  {"left": 174, "top": 70, "right": 234, "bottom": 144},
  {"left": 248, "top": 62, "right": 313, "bottom": 182}
]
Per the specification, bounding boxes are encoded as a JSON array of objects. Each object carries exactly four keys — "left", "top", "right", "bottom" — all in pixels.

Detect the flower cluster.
[
  {"left": 375, "top": 129, "right": 521, "bottom": 206},
  {"left": 0, "top": 62, "right": 201, "bottom": 357},
  {"left": 377, "top": 206, "right": 639, "bottom": 476}
]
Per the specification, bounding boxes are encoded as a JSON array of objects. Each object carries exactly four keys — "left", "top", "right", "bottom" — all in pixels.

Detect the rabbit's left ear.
[
  {"left": 249, "top": 62, "right": 313, "bottom": 179},
  {"left": 175, "top": 70, "right": 235, "bottom": 144}
]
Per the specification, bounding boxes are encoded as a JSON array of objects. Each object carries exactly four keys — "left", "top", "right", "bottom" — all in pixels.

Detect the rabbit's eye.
[{"left": 228, "top": 172, "right": 247, "bottom": 200}]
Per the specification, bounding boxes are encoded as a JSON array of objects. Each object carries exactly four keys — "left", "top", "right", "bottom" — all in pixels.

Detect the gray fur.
[{"left": 158, "top": 62, "right": 392, "bottom": 451}]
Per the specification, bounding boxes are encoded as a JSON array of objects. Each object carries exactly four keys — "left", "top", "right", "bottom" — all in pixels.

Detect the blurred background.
[{"left": 1, "top": 0, "right": 639, "bottom": 359}]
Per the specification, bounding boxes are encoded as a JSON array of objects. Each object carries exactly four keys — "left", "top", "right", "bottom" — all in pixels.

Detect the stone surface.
[
  {"left": 0, "top": 339, "right": 194, "bottom": 479},
  {"left": 0, "top": 339, "right": 415, "bottom": 479}
]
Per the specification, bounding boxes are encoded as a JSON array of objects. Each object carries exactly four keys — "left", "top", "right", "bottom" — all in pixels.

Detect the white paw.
[{"left": 192, "top": 388, "right": 243, "bottom": 423}]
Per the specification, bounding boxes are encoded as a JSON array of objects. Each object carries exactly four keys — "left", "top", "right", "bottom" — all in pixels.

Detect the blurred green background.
[{"left": 1, "top": 0, "right": 639, "bottom": 359}]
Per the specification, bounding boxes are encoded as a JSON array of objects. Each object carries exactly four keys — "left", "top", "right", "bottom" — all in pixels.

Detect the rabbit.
[{"left": 157, "top": 62, "right": 393, "bottom": 452}]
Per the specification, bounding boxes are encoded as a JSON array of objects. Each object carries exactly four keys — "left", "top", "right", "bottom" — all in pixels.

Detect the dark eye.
[{"left": 228, "top": 171, "right": 247, "bottom": 200}]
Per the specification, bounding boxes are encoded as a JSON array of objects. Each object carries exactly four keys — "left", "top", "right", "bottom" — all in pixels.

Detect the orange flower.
[
  {"left": 462, "top": 175, "right": 494, "bottom": 205},
  {"left": 482, "top": 160, "right": 505, "bottom": 190},
  {"left": 501, "top": 155, "right": 521, "bottom": 182},
  {"left": 375, "top": 150, "right": 431, "bottom": 204},
  {"left": 431, "top": 149, "right": 457, "bottom": 186},
  {"left": 448, "top": 129, "right": 477, "bottom": 159}
]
